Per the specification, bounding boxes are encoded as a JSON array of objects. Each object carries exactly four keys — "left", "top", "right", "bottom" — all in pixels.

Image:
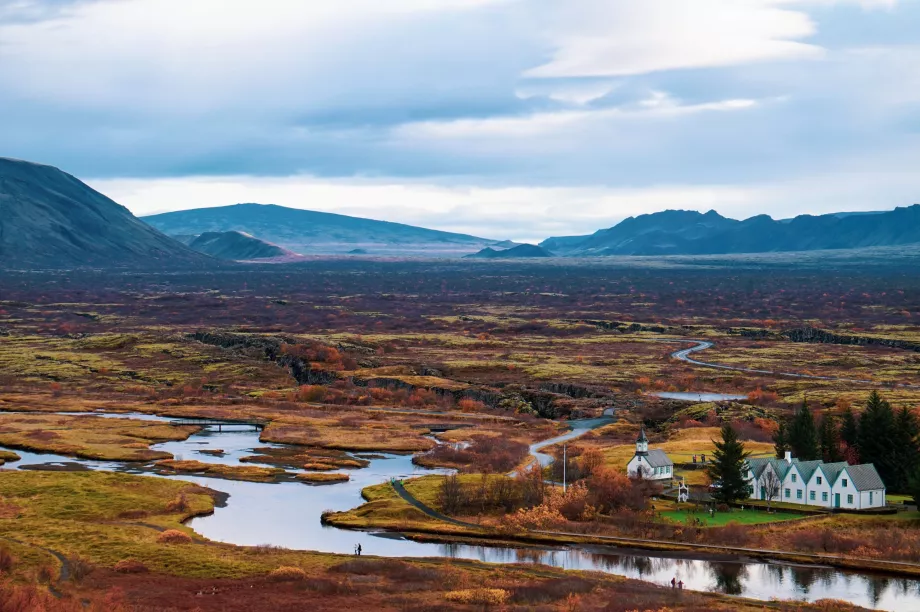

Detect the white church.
[
  {"left": 626, "top": 427, "right": 674, "bottom": 481},
  {"left": 747, "top": 452, "right": 886, "bottom": 510}
]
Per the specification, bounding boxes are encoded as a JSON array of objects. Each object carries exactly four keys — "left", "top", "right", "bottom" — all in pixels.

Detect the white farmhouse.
[
  {"left": 747, "top": 451, "right": 885, "bottom": 510},
  {"left": 626, "top": 427, "right": 674, "bottom": 481}
]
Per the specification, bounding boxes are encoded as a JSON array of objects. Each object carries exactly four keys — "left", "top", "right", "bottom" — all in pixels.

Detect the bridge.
[{"left": 169, "top": 418, "right": 268, "bottom": 432}]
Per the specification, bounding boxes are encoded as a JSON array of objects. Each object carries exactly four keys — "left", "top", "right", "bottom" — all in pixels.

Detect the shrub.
[
  {"left": 156, "top": 529, "right": 193, "bottom": 544},
  {"left": 68, "top": 555, "right": 95, "bottom": 583},
  {"left": 444, "top": 588, "right": 509, "bottom": 605},
  {"left": 269, "top": 566, "right": 307, "bottom": 581},
  {"left": 0, "top": 547, "right": 14, "bottom": 573},
  {"left": 113, "top": 559, "right": 148, "bottom": 574},
  {"left": 164, "top": 493, "right": 189, "bottom": 513}
]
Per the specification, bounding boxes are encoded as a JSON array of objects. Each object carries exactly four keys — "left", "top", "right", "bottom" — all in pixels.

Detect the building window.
[
  {"left": 847, "top": 494, "right": 854, "bottom": 504},
  {"left": 810, "top": 491, "right": 816, "bottom": 501},
  {"left": 842, "top": 479, "right": 848, "bottom": 487},
  {"left": 791, "top": 474, "right": 797, "bottom": 483},
  {"left": 817, "top": 477, "right": 822, "bottom": 485},
  {"left": 870, "top": 492, "right": 874, "bottom": 504},
  {"left": 785, "top": 488, "right": 790, "bottom": 498},
  {"left": 796, "top": 489, "right": 802, "bottom": 500},
  {"left": 822, "top": 492, "right": 828, "bottom": 502}
]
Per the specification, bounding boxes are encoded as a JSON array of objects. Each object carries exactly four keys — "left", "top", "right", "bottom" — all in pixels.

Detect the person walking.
[
  {"left": 678, "top": 580, "right": 684, "bottom": 590},
  {"left": 670, "top": 577, "right": 676, "bottom": 588},
  {"left": 357, "top": 543, "right": 362, "bottom": 556}
]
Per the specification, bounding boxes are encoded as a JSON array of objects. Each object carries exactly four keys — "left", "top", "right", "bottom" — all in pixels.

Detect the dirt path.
[{"left": 664, "top": 339, "right": 920, "bottom": 389}]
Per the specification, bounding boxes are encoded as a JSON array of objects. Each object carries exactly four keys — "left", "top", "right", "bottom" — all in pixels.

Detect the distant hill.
[
  {"left": 143, "top": 204, "right": 506, "bottom": 257},
  {"left": 542, "top": 206, "right": 920, "bottom": 256},
  {"left": 0, "top": 157, "right": 209, "bottom": 269},
  {"left": 466, "top": 244, "right": 554, "bottom": 259},
  {"left": 187, "top": 231, "right": 301, "bottom": 261}
]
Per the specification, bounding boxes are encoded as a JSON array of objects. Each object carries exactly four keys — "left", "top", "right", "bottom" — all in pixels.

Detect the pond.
[
  {"left": 647, "top": 392, "right": 748, "bottom": 402},
  {"left": 1, "top": 411, "right": 918, "bottom": 611}
]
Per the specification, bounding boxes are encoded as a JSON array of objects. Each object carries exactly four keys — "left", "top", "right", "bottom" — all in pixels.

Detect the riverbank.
[{"left": 325, "top": 477, "right": 920, "bottom": 580}]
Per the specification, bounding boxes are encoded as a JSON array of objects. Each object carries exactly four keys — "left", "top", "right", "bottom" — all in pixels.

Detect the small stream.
[{"left": 2, "top": 411, "right": 920, "bottom": 610}]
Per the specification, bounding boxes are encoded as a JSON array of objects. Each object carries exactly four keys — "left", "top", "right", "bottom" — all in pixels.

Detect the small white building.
[
  {"left": 626, "top": 427, "right": 674, "bottom": 481},
  {"left": 747, "top": 452, "right": 885, "bottom": 510}
]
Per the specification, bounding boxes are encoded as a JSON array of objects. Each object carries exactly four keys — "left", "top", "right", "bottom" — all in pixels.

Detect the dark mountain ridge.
[
  {"left": 143, "top": 203, "right": 506, "bottom": 257},
  {"left": 0, "top": 157, "right": 209, "bottom": 269},
  {"left": 542, "top": 206, "right": 920, "bottom": 256}
]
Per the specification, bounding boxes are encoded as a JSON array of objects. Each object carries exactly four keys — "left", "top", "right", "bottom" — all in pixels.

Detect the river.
[{"left": 2, "top": 411, "right": 919, "bottom": 611}]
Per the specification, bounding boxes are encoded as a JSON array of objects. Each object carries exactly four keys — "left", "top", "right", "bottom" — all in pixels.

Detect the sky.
[{"left": 1, "top": 0, "right": 919, "bottom": 242}]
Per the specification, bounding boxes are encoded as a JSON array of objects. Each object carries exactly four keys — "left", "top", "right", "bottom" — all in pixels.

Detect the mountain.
[
  {"left": 143, "top": 204, "right": 506, "bottom": 257},
  {"left": 542, "top": 206, "right": 920, "bottom": 256},
  {"left": 186, "top": 231, "right": 301, "bottom": 261},
  {"left": 0, "top": 157, "right": 209, "bottom": 269},
  {"left": 465, "top": 244, "right": 554, "bottom": 259}
]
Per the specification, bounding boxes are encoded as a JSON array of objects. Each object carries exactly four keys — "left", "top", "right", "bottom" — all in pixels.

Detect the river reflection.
[{"left": 1, "top": 415, "right": 919, "bottom": 611}]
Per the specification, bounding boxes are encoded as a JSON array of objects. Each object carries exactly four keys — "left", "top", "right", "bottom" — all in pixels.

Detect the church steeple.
[{"left": 636, "top": 426, "right": 649, "bottom": 456}]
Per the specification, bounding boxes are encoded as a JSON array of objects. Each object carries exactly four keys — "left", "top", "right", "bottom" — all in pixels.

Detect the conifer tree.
[
  {"left": 840, "top": 406, "right": 859, "bottom": 462},
  {"left": 773, "top": 420, "right": 789, "bottom": 460},
  {"left": 788, "top": 400, "right": 819, "bottom": 461},
  {"left": 708, "top": 423, "right": 751, "bottom": 505},
  {"left": 858, "top": 391, "right": 896, "bottom": 487},
  {"left": 893, "top": 406, "right": 920, "bottom": 492},
  {"left": 819, "top": 415, "right": 842, "bottom": 463}
]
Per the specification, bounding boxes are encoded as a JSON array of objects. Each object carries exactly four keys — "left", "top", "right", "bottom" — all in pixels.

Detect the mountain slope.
[
  {"left": 544, "top": 206, "right": 920, "bottom": 256},
  {"left": 465, "top": 244, "right": 554, "bottom": 259},
  {"left": 0, "top": 157, "right": 209, "bottom": 268},
  {"left": 187, "top": 231, "right": 301, "bottom": 261},
  {"left": 143, "top": 204, "right": 505, "bottom": 257}
]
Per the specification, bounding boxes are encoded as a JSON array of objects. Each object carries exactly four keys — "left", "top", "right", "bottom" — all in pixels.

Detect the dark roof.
[
  {"left": 843, "top": 464, "right": 885, "bottom": 491},
  {"left": 636, "top": 427, "right": 648, "bottom": 443},
  {"left": 820, "top": 462, "right": 849, "bottom": 486},
  {"left": 645, "top": 449, "right": 673, "bottom": 468}
]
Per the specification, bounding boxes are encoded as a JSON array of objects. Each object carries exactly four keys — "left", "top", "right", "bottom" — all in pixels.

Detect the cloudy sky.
[{"left": 2, "top": 0, "right": 919, "bottom": 241}]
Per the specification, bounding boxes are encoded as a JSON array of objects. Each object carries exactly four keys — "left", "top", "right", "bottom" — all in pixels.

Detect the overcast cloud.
[{"left": 2, "top": 0, "right": 919, "bottom": 241}]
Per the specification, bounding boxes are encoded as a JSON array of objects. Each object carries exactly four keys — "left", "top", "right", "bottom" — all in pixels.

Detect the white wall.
[
  {"left": 807, "top": 468, "right": 833, "bottom": 508},
  {"left": 831, "top": 469, "right": 861, "bottom": 509}
]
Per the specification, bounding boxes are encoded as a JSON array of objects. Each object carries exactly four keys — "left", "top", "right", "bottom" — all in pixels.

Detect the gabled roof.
[
  {"left": 747, "top": 457, "right": 772, "bottom": 480},
  {"left": 793, "top": 460, "right": 823, "bottom": 483},
  {"left": 645, "top": 449, "right": 673, "bottom": 468},
  {"left": 843, "top": 464, "right": 885, "bottom": 491},
  {"left": 820, "top": 462, "right": 849, "bottom": 486}
]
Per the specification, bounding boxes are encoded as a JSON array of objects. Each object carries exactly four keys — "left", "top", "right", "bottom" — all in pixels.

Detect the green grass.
[{"left": 657, "top": 505, "right": 805, "bottom": 526}]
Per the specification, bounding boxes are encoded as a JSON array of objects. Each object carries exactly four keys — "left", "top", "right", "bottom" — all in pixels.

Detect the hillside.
[
  {"left": 465, "top": 244, "right": 554, "bottom": 259},
  {"left": 542, "top": 206, "right": 920, "bottom": 256},
  {"left": 143, "top": 204, "right": 506, "bottom": 257},
  {"left": 0, "top": 157, "right": 209, "bottom": 269},
  {"left": 187, "top": 231, "right": 300, "bottom": 261}
]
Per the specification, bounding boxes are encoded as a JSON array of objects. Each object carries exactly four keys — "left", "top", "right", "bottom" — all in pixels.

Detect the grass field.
[{"left": 653, "top": 501, "right": 806, "bottom": 526}]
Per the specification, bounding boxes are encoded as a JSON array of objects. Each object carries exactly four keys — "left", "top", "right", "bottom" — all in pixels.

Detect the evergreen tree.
[
  {"left": 773, "top": 420, "right": 789, "bottom": 460},
  {"left": 908, "top": 466, "right": 920, "bottom": 509},
  {"left": 892, "top": 406, "right": 920, "bottom": 492},
  {"left": 708, "top": 423, "right": 752, "bottom": 505},
  {"left": 787, "top": 400, "right": 819, "bottom": 460},
  {"left": 818, "top": 415, "right": 842, "bottom": 463},
  {"left": 840, "top": 406, "right": 859, "bottom": 462},
  {"left": 858, "top": 391, "right": 896, "bottom": 487}
]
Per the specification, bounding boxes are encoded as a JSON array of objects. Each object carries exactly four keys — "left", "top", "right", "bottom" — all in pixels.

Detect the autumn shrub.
[
  {"left": 68, "top": 555, "right": 94, "bottom": 583},
  {"left": 330, "top": 559, "right": 440, "bottom": 582},
  {"left": 587, "top": 467, "right": 647, "bottom": 513},
  {"left": 444, "top": 588, "right": 509, "bottom": 605},
  {"left": 164, "top": 493, "right": 189, "bottom": 513},
  {"left": 706, "top": 521, "right": 750, "bottom": 546},
  {"left": 269, "top": 566, "right": 307, "bottom": 581},
  {"left": 0, "top": 547, "right": 14, "bottom": 573},
  {"left": 156, "top": 529, "right": 193, "bottom": 544},
  {"left": 509, "top": 578, "right": 595, "bottom": 604},
  {"left": 113, "top": 559, "right": 148, "bottom": 574}
]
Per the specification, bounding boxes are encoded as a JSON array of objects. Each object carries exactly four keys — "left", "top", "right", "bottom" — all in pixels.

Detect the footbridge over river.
[{"left": 169, "top": 418, "right": 268, "bottom": 432}]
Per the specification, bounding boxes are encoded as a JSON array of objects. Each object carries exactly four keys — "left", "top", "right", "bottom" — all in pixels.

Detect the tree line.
[{"left": 773, "top": 391, "right": 919, "bottom": 492}]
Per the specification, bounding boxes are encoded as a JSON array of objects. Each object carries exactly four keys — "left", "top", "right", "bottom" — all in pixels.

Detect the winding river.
[{"left": 3, "top": 412, "right": 920, "bottom": 610}]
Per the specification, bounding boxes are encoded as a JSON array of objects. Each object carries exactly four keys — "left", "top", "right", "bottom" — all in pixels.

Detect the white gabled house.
[
  {"left": 626, "top": 427, "right": 674, "bottom": 481},
  {"left": 747, "top": 451, "right": 885, "bottom": 509}
]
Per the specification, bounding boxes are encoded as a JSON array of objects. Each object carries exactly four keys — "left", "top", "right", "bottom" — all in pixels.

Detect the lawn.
[{"left": 653, "top": 501, "right": 805, "bottom": 526}]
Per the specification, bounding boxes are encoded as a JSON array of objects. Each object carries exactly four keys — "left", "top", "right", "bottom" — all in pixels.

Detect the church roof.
[
  {"left": 645, "top": 449, "right": 673, "bottom": 468},
  {"left": 636, "top": 427, "right": 648, "bottom": 443}
]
